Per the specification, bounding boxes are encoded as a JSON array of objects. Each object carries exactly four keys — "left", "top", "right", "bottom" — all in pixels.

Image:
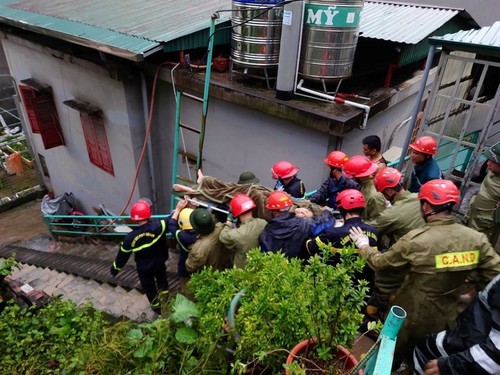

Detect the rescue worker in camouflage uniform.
[
  {"left": 413, "top": 273, "right": 500, "bottom": 375},
  {"left": 466, "top": 141, "right": 500, "bottom": 246},
  {"left": 110, "top": 200, "right": 169, "bottom": 314},
  {"left": 349, "top": 179, "right": 500, "bottom": 368},
  {"left": 271, "top": 160, "right": 305, "bottom": 199},
  {"left": 219, "top": 194, "right": 267, "bottom": 268},
  {"left": 185, "top": 208, "right": 233, "bottom": 274},
  {"left": 369, "top": 167, "right": 425, "bottom": 246},
  {"left": 343, "top": 155, "right": 387, "bottom": 221},
  {"left": 308, "top": 151, "right": 359, "bottom": 209},
  {"left": 408, "top": 136, "right": 443, "bottom": 193}
]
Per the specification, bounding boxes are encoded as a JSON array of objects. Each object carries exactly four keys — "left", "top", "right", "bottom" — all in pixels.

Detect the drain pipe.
[
  {"left": 140, "top": 72, "right": 158, "bottom": 209},
  {"left": 296, "top": 79, "right": 370, "bottom": 129}
]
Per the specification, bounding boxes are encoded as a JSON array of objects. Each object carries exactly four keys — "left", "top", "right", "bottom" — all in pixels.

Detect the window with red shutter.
[
  {"left": 63, "top": 99, "right": 114, "bottom": 175},
  {"left": 18, "top": 84, "right": 65, "bottom": 149},
  {"left": 19, "top": 85, "right": 40, "bottom": 133}
]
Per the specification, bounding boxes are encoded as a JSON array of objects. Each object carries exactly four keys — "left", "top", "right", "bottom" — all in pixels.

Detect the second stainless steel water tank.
[{"left": 299, "top": 0, "right": 364, "bottom": 81}]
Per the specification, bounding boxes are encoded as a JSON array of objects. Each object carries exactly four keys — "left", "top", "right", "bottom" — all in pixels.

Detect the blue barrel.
[
  {"left": 300, "top": 0, "right": 364, "bottom": 81},
  {"left": 231, "top": 0, "right": 284, "bottom": 67}
]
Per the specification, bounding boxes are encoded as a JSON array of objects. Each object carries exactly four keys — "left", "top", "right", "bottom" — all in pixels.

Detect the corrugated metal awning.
[
  {"left": 429, "top": 21, "right": 500, "bottom": 56},
  {"left": 0, "top": 0, "right": 232, "bottom": 61},
  {"left": 360, "top": 0, "right": 477, "bottom": 44}
]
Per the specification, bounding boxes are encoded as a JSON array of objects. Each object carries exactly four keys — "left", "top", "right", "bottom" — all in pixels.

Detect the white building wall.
[{"left": 2, "top": 38, "right": 148, "bottom": 215}]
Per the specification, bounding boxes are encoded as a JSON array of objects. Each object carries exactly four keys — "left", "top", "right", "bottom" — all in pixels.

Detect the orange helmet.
[
  {"left": 130, "top": 200, "right": 151, "bottom": 221},
  {"left": 374, "top": 167, "right": 403, "bottom": 192},
  {"left": 336, "top": 189, "right": 365, "bottom": 209},
  {"left": 324, "top": 151, "right": 349, "bottom": 168},
  {"left": 418, "top": 179, "right": 460, "bottom": 205},
  {"left": 343, "top": 155, "right": 378, "bottom": 178},
  {"left": 409, "top": 136, "right": 438, "bottom": 155},
  {"left": 271, "top": 161, "right": 299, "bottom": 179},
  {"left": 266, "top": 191, "right": 293, "bottom": 210},
  {"left": 230, "top": 194, "right": 256, "bottom": 218}
]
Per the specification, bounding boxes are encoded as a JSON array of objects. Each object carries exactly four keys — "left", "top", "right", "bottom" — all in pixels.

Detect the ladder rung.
[
  {"left": 179, "top": 122, "right": 201, "bottom": 134},
  {"left": 176, "top": 176, "right": 195, "bottom": 184},
  {"left": 182, "top": 92, "right": 204, "bottom": 103},
  {"left": 178, "top": 149, "right": 197, "bottom": 161}
]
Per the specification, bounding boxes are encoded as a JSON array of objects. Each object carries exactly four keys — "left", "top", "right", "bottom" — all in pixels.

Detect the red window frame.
[
  {"left": 18, "top": 85, "right": 64, "bottom": 149},
  {"left": 80, "top": 113, "right": 114, "bottom": 176}
]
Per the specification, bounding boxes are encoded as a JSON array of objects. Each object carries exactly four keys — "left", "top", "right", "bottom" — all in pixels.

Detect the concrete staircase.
[{"left": 8, "top": 263, "right": 157, "bottom": 322}]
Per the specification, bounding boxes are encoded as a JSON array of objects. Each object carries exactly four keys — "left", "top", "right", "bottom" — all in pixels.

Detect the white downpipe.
[{"left": 296, "top": 79, "right": 370, "bottom": 129}]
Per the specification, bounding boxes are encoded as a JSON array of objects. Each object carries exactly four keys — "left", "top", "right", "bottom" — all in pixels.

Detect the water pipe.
[
  {"left": 349, "top": 305, "right": 407, "bottom": 375},
  {"left": 296, "top": 79, "right": 371, "bottom": 129}
]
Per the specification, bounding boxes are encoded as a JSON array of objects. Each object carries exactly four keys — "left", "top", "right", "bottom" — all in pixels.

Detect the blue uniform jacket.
[
  {"left": 167, "top": 217, "right": 197, "bottom": 277},
  {"left": 409, "top": 157, "right": 442, "bottom": 193},
  {"left": 309, "top": 175, "right": 359, "bottom": 208},
  {"left": 307, "top": 217, "right": 379, "bottom": 288},
  {"left": 113, "top": 220, "right": 168, "bottom": 273},
  {"left": 274, "top": 176, "right": 305, "bottom": 198},
  {"left": 259, "top": 211, "right": 333, "bottom": 259}
]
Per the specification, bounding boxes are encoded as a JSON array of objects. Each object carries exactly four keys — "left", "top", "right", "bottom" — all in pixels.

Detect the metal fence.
[
  {"left": 0, "top": 74, "right": 42, "bottom": 208},
  {"left": 43, "top": 214, "right": 171, "bottom": 238}
]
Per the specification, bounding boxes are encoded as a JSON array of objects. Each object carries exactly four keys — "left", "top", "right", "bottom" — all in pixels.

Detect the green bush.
[
  {"left": 0, "top": 294, "right": 207, "bottom": 375},
  {"left": 0, "top": 298, "right": 112, "bottom": 374},
  {"left": 190, "top": 248, "right": 369, "bottom": 374}
]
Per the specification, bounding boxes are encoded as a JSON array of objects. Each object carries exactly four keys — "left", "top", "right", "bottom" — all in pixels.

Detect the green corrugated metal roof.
[
  {"left": 429, "top": 21, "right": 500, "bottom": 56},
  {"left": 0, "top": 0, "right": 232, "bottom": 61}
]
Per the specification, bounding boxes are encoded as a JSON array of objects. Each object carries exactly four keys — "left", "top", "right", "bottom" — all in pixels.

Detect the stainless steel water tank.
[
  {"left": 231, "top": 1, "right": 284, "bottom": 67},
  {"left": 299, "top": 0, "right": 364, "bottom": 81}
]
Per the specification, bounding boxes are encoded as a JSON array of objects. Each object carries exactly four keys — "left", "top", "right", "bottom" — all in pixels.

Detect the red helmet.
[
  {"left": 336, "top": 189, "right": 365, "bottom": 209},
  {"left": 418, "top": 179, "right": 460, "bottom": 205},
  {"left": 324, "top": 151, "right": 349, "bottom": 168},
  {"left": 374, "top": 167, "right": 403, "bottom": 192},
  {"left": 409, "top": 136, "right": 438, "bottom": 155},
  {"left": 130, "top": 200, "right": 151, "bottom": 221},
  {"left": 271, "top": 161, "right": 299, "bottom": 179},
  {"left": 343, "top": 155, "right": 378, "bottom": 178},
  {"left": 230, "top": 194, "right": 256, "bottom": 218},
  {"left": 266, "top": 191, "right": 293, "bottom": 210}
]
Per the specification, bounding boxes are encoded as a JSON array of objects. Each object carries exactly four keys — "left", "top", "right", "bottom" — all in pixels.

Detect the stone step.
[{"left": 8, "top": 263, "right": 156, "bottom": 322}]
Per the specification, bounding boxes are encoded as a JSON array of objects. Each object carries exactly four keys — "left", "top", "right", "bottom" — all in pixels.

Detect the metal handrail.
[{"left": 43, "top": 213, "right": 171, "bottom": 237}]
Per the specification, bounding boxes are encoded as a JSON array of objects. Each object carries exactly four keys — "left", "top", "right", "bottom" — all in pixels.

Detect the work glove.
[
  {"left": 349, "top": 227, "right": 370, "bottom": 249},
  {"left": 227, "top": 213, "right": 235, "bottom": 223},
  {"left": 110, "top": 266, "right": 119, "bottom": 277}
]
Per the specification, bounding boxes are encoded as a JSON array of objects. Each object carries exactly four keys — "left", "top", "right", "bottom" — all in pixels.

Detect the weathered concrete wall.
[
  {"left": 1, "top": 38, "right": 147, "bottom": 215},
  {"left": 151, "top": 80, "right": 331, "bottom": 213}
]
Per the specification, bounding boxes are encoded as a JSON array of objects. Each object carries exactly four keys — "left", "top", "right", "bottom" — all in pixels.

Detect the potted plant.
[{"left": 189, "top": 247, "right": 369, "bottom": 374}]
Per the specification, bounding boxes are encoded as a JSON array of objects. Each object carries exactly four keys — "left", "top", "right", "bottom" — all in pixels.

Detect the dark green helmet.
[
  {"left": 237, "top": 170, "right": 260, "bottom": 184},
  {"left": 189, "top": 208, "right": 215, "bottom": 235},
  {"left": 484, "top": 141, "right": 500, "bottom": 164}
]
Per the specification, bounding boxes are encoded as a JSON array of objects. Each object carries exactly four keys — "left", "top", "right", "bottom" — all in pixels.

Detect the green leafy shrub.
[
  {"left": 0, "top": 298, "right": 112, "bottom": 374},
  {"left": 190, "top": 248, "right": 369, "bottom": 374}
]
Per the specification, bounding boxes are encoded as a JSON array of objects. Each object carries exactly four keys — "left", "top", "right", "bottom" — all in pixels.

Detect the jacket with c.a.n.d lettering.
[{"left": 360, "top": 216, "right": 500, "bottom": 356}]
